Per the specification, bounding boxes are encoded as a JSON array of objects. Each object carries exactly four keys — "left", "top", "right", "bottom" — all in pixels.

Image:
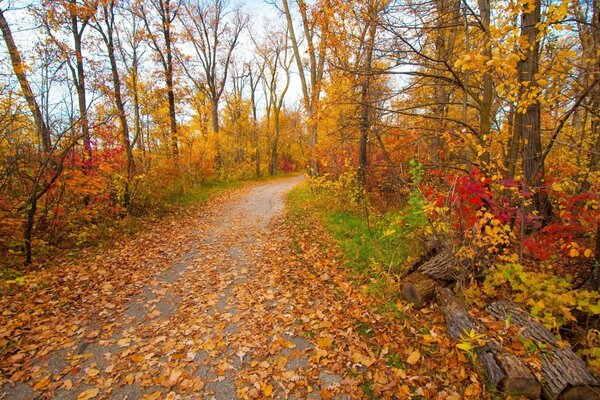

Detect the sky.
[
  {"left": 238, "top": 0, "right": 304, "bottom": 106},
  {"left": 1, "top": 0, "right": 304, "bottom": 112}
]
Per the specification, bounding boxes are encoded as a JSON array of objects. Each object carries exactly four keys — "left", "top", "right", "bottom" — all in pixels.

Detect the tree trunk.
[
  {"left": 271, "top": 109, "right": 280, "bottom": 175},
  {"left": 0, "top": 8, "right": 52, "bottom": 153},
  {"left": 24, "top": 196, "right": 37, "bottom": 265},
  {"left": 478, "top": 0, "right": 492, "bottom": 166},
  {"left": 212, "top": 99, "right": 219, "bottom": 134},
  {"left": 357, "top": 1, "right": 379, "bottom": 187},
  {"left": 132, "top": 60, "right": 144, "bottom": 154},
  {"left": 417, "top": 247, "right": 458, "bottom": 281},
  {"left": 103, "top": 4, "right": 134, "bottom": 181},
  {"left": 71, "top": 1, "right": 92, "bottom": 162},
  {"left": 161, "top": 2, "right": 179, "bottom": 161},
  {"left": 166, "top": 68, "right": 178, "bottom": 160},
  {"left": 487, "top": 301, "right": 600, "bottom": 400},
  {"left": 518, "top": 0, "right": 551, "bottom": 222}
]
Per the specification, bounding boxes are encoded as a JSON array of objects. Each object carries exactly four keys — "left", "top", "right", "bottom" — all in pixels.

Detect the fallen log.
[
  {"left": 401, "top": 246, "right": 456, "bottom": 307},
  {"left": 401, "top": 272, "right": 439, "bottom": 307},
  {"left": 487, "top": 301, "right": 600, "bottom": 400},
  {"left": 399, "top": 241, "right": 441, "bottom": 279},
  {"left": 437, "top": 288, "right": 541, "bottom": 399},
  {"left": 418, "top": 247, "right": 458, "bottom": 281}
]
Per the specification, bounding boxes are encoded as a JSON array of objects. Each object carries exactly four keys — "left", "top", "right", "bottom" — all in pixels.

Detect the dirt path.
[
  {"left": 1, "top": 176, "right": 478, "bottom": 400},
  {"left": 2, "top": 176, "right": 345, "bottom": 399}
]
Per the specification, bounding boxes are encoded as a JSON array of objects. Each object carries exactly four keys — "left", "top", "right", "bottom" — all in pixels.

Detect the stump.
[
  {"left": 487, "top": 301, "right": 600, "bottom": 400},
  {"left": 437, "top": 288, "right": 541, "bottom": 399}
]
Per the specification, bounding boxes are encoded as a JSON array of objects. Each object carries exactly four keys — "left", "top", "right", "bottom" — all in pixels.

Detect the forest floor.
[{"left": 0, "top": 176, "right": 485, "bottom": 400}]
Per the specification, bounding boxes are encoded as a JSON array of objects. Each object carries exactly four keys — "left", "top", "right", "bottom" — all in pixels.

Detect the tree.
[
  {"left": 92, "top": 0, "right": 135, "bottom": 192},
  {"left": 280, "top": 0, "right": 327, "bottom": 176},
  {"left": 139, "top": 0, "right": 182, "bottom": 160},
  {"left": 39, "top": 0, "right": 96, "bottom": 162},
  {"left": 0, "top": 4, "right": 80, "bottom": 263},
  {"left": 255, "top": 28, "right": 293, "bottom": 175},
  {"left": 246, "top": 58, "right": 265, "bottom": 177},
  {"left": 0, "top": 4, "right": 52, "bottom": 153},
  {"left": 515, "top": 0, "right": 552, "bottom": 221},
  {"left": 178, "top": 0, "right": 247, "bottom": 135}
]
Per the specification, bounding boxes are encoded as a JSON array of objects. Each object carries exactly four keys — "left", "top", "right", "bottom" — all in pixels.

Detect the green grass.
[
  {"left": 287, "top": 183, "right": 409, "bottom": 290},
  {"left": 165, "top": 180, "right": 243, "bottom": 207}
]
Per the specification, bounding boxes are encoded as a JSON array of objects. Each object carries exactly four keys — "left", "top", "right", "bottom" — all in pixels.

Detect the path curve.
[
  {"left": 2, "top": 175, "right": 475, "bottom": 400},
  {"left": 4, "top": 176, "right": 333, "bottom": 400}
]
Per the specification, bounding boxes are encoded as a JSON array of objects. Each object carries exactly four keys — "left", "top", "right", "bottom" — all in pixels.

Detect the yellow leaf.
[
  {"left": 584, "top": 248, "right": 593, "bottom": 258},
  {"left": 87, "top": 368, "right": 100, "bottom": 377},
  {"left": 33, "top": 377, "right": 51, "bottom": 391},
  {"left": 406, "top": 349, "right": 421, "bottom": 365},
  {"left": 350, "top": 352, "right": 374, "bottom": 366},
  {"left": 63, "top": 379, "right": 73, "bottom": 390},
  {"left": 569, "top": 248, "right": 580, "bottom": 258},
  {"left": 262, "top": 381, "right": 274, "bottom": 396},
  {"left": 125, "top": 374, "right": 135, "bottom": 384},
  {"left": 131, "top": 354, "right": 144, "bottom": 363},
  {"left": 393, "top": 367, "right": 406, "bottom": 379},
  {"left": 77, "top": 388, "right": 100, "bottom": 400},
  {"left": 316, "top": 337, "right": 333, "bottom": 349},
  {"left": 315, "top": 348, "right": 328, "bottom": 360},
  {"left": 141, "top": 391, "right": 162, "bottom": 400}
]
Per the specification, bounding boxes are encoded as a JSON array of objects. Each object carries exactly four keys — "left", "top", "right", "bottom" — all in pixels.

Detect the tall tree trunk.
[
  {"left": 212, "top": 100, "right": 219, "bottom": 134},
  {"left": 132, "top": 59, "right": 144, "bottom": 154},
  {"left": 432, "top": 0, "right": 460, "bottom": 165},
  {"left": 71, "top": 1, "right": 92, "bottom": 162},
  {"left": 271, "top": 109, "right": 280, "bottom": 175},
  {"left": 478, "top": 0, "right": 492, "bottom": 166},
  {"left": 518, "top": 0, "right": 551, "bottom": 221},
  {"left": 358, "top": 1, "right": 378, "bottom": 187},
  {"left": 166, "top": 62, "right": 178, "bottom": 160},
  {"left": 0, "top": 8, "right": 52, "bottom": 153},
  {"left": 103, "top": 4, "right": 134, "bottom": 176},
  {"left": 281, "top": 0, "right": 325, "bottom": 177}
]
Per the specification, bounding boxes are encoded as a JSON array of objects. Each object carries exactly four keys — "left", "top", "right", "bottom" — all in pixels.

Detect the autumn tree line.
[
  {"left": 1, "top": 0, "right": 599, "bottom": 298},
  {"left": 0, "top": 0, "right": 310, "bottom": 264}
]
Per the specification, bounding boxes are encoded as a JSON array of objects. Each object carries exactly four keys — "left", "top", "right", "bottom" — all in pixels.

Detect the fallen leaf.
[
  {"left": 77, "top": 388, "right": 100, "bottom": 400},
  {"left": 33, "top": 377, "right": 51, "bottom": 391},
  {"left": 316, "top": 337, "right": 333, "bottom": 349},
  {"left": 407, "top": 349, "right": 421, "bottom": 365}
]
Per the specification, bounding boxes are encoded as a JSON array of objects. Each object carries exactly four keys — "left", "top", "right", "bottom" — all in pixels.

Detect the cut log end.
[
  {"left": 558, "top": 385, "right": 600, "bottom": 400},
  {"left": 496, "top": 351, "right": 542, "bottom": 399},
  {"left": 401, "top": 272, "right": 438, "bottom": 307},
  {"left": 488, "top": 301, "right": 600, "bottom": 400},
  {"left": 502, "top": 378, "right": 543, "bottom": 399}
]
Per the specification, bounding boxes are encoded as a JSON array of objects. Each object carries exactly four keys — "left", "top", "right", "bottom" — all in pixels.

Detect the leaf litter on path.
[{"left": 0, "top": 176, "right": 483, "bottom": 399}]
